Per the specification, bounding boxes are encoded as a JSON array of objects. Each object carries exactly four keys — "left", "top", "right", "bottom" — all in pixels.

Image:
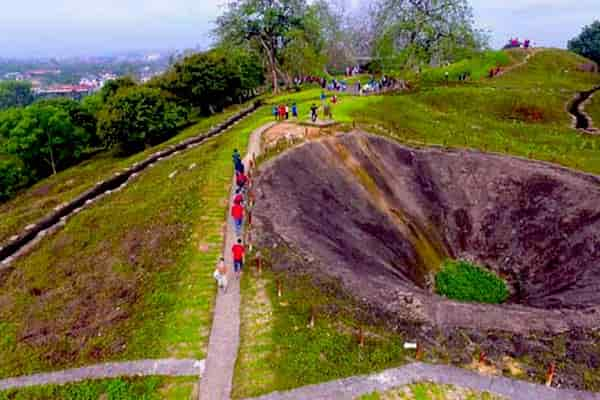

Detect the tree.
[
  {"left": 3, "top": 103, "right": 90, "bottom": 177},
  {"left": 568, "top": 20, "right": 600, "bottom": 64},
  {"left": 97, "top": 87, "right": 187, "bottom": 154},
  {"left": 156, "top": 48, "right": 263, "bottom": 114},
  {"left": 0, "top": 81, "right": 34, "bottom": 110},
  {"left": 215, "top": 0, "right": 323, "bottom": 93},
  {"left": 0, "top": 158, "right": 26, "bottom": 202},
  {"left": 98, "top": 76, "right": 137, "bottom": 103},
  {"left": 372, "top": 0, "right": 485, "bottom": 70}
]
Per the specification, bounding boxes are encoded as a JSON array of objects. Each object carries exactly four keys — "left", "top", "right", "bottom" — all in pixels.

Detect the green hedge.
[{"left": 435, "top": 259, "right": 509, "bottom": 304}]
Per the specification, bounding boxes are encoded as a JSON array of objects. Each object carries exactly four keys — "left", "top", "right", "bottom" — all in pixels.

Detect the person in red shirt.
[
  {"left": 232, "top": 239, "right": 245, "bottom": 277},
  {"left": 231, "top": 203, "right": 244, "bottom": 237},
  {"left": 236, "top": 171, "right": 248, "bottom": 191},
  {"left": 233, "top": 189, "right": 244, "bottom": 206}
]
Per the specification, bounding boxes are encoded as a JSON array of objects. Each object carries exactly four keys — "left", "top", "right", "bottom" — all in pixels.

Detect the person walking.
[
  {"left": 236, "top": 171, "right": 248, "bottom": 191},
  {"left": 292, "top": 102, "right": 298, "bottom": 118},
  {"left": 233, "top": 189, "right": 244, "bottom": 206},
  {"left": 285, "top": 104, "right": 290, "bottom": 120},
  {"left": 232, "top": 239, "right": 245, "bottom": 278},
  {"left": 272, "top": 105, "right": 278, "bottom": 120},
  {"left": 231, "top": 202, "right": 244, "bottom": 237},
  {"left": 310, "top": 103, "right": 318, "bottom": 122},
  {"left": 213, "top": 257, "right": 228, "bottom": 291}
]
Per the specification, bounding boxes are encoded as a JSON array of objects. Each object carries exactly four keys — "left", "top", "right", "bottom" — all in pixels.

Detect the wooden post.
[
  {"left": 256, "top": 253, "right": 262, "bottom": 275},
  {"left": 247, "top": 211, "right": 252, "bottom": 227},
  {"left": 546, "top": 362, "right": 556, "bottom": 387},
  {"left": 479, "top": 351, "right": 487, "bottom": 366},
  {"left": 358, "top": 326, "right": 365, "bottom": 348},
  {"left": 308, "top": 306, "right": 316, "bottom": 328},
  {"left": 416, "top": 343, "right": 424, "bottom": 361},
  {"left": 276, "top": 279, "right": 283, "bottom": 297}
]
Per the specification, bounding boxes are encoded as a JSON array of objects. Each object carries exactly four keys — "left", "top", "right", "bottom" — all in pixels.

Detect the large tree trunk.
[{"left": 259, "top": 37, "right": 279, "bottom": 94}]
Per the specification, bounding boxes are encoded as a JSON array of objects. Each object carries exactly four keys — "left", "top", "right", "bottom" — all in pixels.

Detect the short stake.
[{"left": 546, "top": 362, "right": 556, "bottom": 387}]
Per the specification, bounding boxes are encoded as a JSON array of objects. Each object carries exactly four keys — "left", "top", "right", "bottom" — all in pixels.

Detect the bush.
[
  {"left": 97, "top": 86, "right": 188, "bottom": 154},
  {"left": 0, "top": 159, "right": 27, "bottom": 202},
  {"left": 435, "top": 259, "right": 509, "bottom": 304}
]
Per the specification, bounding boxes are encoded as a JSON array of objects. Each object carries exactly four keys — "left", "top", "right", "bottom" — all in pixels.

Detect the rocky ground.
[{"left": 252, "top": 131, "right": 600, "bottom": 389}]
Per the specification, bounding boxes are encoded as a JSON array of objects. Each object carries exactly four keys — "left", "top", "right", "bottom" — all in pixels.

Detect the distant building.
[{"left": 34, "top": 84, "right": 94, "bottom": 100}]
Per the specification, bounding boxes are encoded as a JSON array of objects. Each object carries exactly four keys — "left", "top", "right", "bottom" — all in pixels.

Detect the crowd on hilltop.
[{"left": 504, "top": 38, "right": 532, "bottom": 49}]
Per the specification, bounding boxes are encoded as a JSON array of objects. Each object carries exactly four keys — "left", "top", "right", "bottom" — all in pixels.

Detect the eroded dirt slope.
[{"left": 253, "top": 131, "right": 600, "bottom": 334}]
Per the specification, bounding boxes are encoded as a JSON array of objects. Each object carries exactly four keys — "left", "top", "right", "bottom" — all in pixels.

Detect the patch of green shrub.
[{"left": 435, "top": 259, "right": 509, "bottom": 304}]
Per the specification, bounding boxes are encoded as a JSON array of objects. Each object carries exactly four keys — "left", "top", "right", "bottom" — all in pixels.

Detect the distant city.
[{"left": 0, "top": 48, "right": 202, "bottom": 100}]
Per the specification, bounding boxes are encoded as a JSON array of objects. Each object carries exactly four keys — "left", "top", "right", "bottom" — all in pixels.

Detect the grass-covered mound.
[
  {"left": 0, "top": 376, "right": 196, "bottom": 400},
  {"left": 435, "top": 260, "right": 509, "bottom": 304}
]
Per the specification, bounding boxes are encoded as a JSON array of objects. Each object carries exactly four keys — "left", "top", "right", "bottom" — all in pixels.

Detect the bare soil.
[{"left": 252, "top": 131, "right": 600, "bottom": 389}]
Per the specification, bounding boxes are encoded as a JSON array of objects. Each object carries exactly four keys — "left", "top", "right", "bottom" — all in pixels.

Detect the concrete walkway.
[
  {"left": 199, "top": 122, "right": 276, "bottom": 400},
  {"left": 244, "top": 362, "right": 600, "bottom": 400},
  {"left": 0, "top": 359, "right": 204, "bottom": 391}
]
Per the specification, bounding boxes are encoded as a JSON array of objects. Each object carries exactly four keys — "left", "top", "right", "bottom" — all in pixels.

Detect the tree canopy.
[
  {"left": 155, "top": 48, "right": 263, "bottom": 114},
  {"left": 568, "top": 20, "right": 600, "bottom": 64},
  {"left": 215, "top": 0, "right": 325, "bottom": 92},
  {"left": 2, "top": 103, "right": 90, "bottom": 177},
  {"left": 372, "top": 0, "right": 486, "bottom": 70},
  {"left": 0, "top": 81, "right": 34, "bottom": 111},
  {"left": 97, "top": 86, "right": 187, "bottom": 155}
]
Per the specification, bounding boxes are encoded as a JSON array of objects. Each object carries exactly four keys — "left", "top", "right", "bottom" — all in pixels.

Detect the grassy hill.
[{"left": 1, "top": 48, "right": 600, "bottom": 397}]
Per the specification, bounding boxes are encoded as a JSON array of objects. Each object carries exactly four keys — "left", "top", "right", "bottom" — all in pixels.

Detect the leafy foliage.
[
  {"left": 373, "top": 0, "right": 488, "bottom": 70},
  {"left": 2, "top": 102, "right": 90, "bottom": 177},
  {"left": 568, "top": 20, "right": 600, "bottom": 64},
  {"left": 0, "top": 81, "right": 34, "bottom": 110},
  {"left": 155, "top": 48, "right": 263, "bottom": 114},
  {"left": 97, "top": 86, "right": 187, "bottom": 154},
  {"left": 435, "top": 260, "right": 509, "bottom": 304},
  {"left": 419, "top": 50, "right": 510, "bottom": 83},
  {"left": 0, "top": 159, "right": 26, "bottom": 202},
  {"left": 215, "top": 0, "right": 324, "bottom": 91}
]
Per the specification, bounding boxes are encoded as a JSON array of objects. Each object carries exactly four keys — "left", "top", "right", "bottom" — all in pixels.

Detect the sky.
[{"left": 0, "top": 0, "right": 599, "bottom": 59}]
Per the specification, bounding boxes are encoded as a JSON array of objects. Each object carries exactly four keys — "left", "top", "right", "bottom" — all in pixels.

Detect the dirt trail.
[
  {"left": 198, "top": 122, "right": 276, "bottom": 400},
  {"left": 570, "top": 86, "right": 600, "bottom": 133},
  {"left": 494, "top": 49, "right": 539, "bottom": 78},
  {"left": 242, "top": 362, "right": 600, "bottom": 400},
  {"left": 0, "top": 359, "right": 204, "bottom": 391}
]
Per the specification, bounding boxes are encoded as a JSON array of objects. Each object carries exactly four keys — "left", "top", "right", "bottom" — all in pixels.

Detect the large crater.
[{"left": 253, "top": 131, "right": 600, "bottom": 335}]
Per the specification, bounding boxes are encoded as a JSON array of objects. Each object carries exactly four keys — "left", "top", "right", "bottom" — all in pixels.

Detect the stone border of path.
[
  {"left": 0, "top": 102, "right": 261, "bottom": 266},
  {"left": 199, "top": 122, "right": 277, "bottom": 400},
  {"left": 0, "top": 359, "right": 204, "bottom": 391},
  {"left": 244, "top": 362, "right": 600, "bottom": 400}
]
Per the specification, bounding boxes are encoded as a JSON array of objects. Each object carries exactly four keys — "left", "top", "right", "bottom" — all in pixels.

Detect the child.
[{"left": 213, "top": 257, "right": 228, "bottom": 291}]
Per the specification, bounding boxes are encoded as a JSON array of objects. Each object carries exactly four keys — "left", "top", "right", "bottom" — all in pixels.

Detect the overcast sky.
[{"left": 0, "top": 0, "right": 599, "bottom": 58}]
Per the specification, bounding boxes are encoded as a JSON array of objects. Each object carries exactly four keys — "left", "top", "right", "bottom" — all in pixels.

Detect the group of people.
[
  {"left": 504, "top": 38, "right": 532, "bottom": 49},
  {"left": 488, "top": 66, "right": 503, "bottom": 78},
  {"left": 355, "top": 75, "right": 398, "bottom": 95},
  {"left": 213, "top": 149, "right": 250, "bottom": 291},
  {"left": 273, "top": 103, "right": 299, "bottom": 120},
  {"left": 344, "top": 65, "right": 361, "bottom": 77}
]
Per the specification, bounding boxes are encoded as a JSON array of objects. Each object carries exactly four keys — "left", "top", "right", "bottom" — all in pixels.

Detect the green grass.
[
  {"left": 233, "top": 251, "right": 408, "bottom": 399},
  {"left": 0, "top": 109, "right": 273, "bottom": 379},
  {"left": 0, "top": 376, "right": 197, "bottom": 400},
  {"left": 435, "top": 260, "right": 509, "bottom": 304},
  {"left": 419, "top": 50, "right": 511, "bottom": 83},
  {"left": 0, "top": 104, "right": 247, "bottom": 245},
  {"left": 357, "top": 382, "right": 505, "bottom": 399}
]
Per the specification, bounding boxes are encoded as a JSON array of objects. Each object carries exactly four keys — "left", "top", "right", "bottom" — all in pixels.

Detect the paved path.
[
  {"left": 244, "top": 362, "right": 600, "bottom": 400},
  {"left": 199, "top": 122, "right": 277, "bottom": 400},
  {"left": 0, "top": 359, "right": 204, "bottom": 391}
]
